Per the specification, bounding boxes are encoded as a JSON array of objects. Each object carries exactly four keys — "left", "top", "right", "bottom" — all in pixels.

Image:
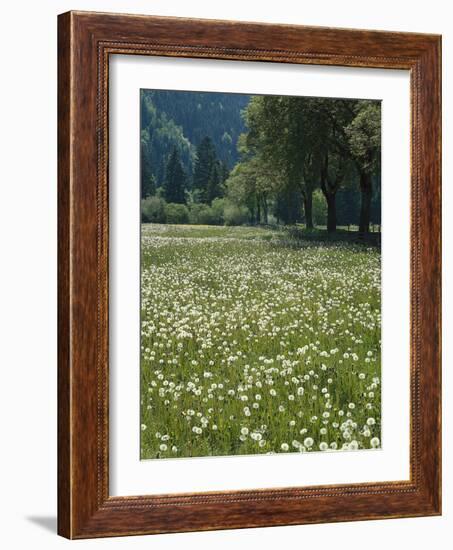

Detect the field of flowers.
[{"left": 140, "top": 224, "right": 381, "bottom": 459}]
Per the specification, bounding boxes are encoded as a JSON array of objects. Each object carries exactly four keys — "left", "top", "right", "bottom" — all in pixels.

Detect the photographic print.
[
  {"left": 139, "top": 89, "right": 382, "bottom": 460},
  {"left": 58, "top": 13, "right": 441, "bottom": 537}
]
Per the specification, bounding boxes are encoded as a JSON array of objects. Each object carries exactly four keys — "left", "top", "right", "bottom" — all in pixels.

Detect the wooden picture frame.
[{"left": 58, "top": 10, "right": 441, "bottom": 539}]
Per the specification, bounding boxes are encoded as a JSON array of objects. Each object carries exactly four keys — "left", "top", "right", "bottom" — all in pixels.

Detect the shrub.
[
  {"left": 188, "top": 203, "right": 216, "bottom": 225},
  {"left": 165, "top": 202, "right": 189, "bottom": 224},
  {"left": 141, "top": 196, "right": 167, "bottom": 223},
  {"left": 210, "top": 198, "right": 225, "bottom": 225},
  {"left": 223, "top": 202, "right": 249, "bottom": 226}
]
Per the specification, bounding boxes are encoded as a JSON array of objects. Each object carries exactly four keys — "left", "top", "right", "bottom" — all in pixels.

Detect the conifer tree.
[
  {"left": 193, "top": 137, "right": 217, "bottom": 203},
  {"left": 163, "top": 147, "right": 187, "bottom": 204},
  {"left": 206, "top": 160, "right": 224, "bottom": 203}
]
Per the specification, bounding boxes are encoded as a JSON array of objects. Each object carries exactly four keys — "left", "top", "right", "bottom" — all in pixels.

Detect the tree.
[
  {"left": 319, "top": 149, "right": 346, "bottom": 233},
  {"left": 206, "top": 160, "right": 225, "bottom": 203},
  {"left": 240, "top": 98, "right": 296, "bottom": 224},
  {"left": 225, "top": 136, "right": 280, "bottom": 225},
  {"left": 225, "top": 161, "right": 257, "bottom": 223},
  {"left": 345, "top": 101, "right": 381, "bottom": 234},
  {"left": 285, "top": 98, "right": 318, "bottom": 228},
  {"left": 219, "top": 161, "right": 230, "bottom": 185},
  {"left": 141, "top": 196, "right": 166, "bottom": 223},
  {"left": 163, "top": 147, "right": 187, "bottom": 204},
  {"left": 164, "top": 202, "right": 189, "bottom": 224},
  {"left": 243, "top": 96, "right": 333, "bottom": 228},
  {"left": 140, "top": 129, "right": 156, "bottom": 198},
  {"left": 243, "top": 96, "right": 297, "bottom": 224},
  {"left": 192, "top": 137, "right": 217, "bottom": 203}
]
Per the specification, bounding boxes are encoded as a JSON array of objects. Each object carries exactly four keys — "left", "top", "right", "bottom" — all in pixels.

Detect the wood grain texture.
[
  {"left": 57, "top": 10, "right": 442, "bottom": 539},
  {"left": 57, "top": 11, "right": 72, "bottom": 538}
]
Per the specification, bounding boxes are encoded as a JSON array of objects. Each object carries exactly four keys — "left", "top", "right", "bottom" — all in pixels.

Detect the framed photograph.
[{"left": 58, "top": 11, "right": 441, "bottom": 538}]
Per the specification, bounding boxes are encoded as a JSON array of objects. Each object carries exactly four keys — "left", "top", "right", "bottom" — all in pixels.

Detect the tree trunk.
[
  {"left": 326, "top": 194, "right": 336, "bottom": 233},
  {"left": 359, "top": 172, "right": 372, "bottom": 234},
  {"left": 256, "top": 195, "right": 261, "bottom": 225},
  {"left": 304, "top": 191, "right": 314, "bottom": 229},
  {"left": 320, "top": 153, "right": 337, "bottom": 234},
  {"left": 262, "top": 194, "right": 268, "bottom": 224},
  {"left": 249, "top": 204, "right": 255, "bottom": 225}
]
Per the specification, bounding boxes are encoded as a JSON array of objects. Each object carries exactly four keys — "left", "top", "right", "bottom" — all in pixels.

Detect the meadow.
[{"left": 140, "top": 224, "right": 381, "bottom": 459}]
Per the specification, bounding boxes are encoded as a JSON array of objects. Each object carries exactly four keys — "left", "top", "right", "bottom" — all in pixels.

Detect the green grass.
[
  {"left": 140, "top": 224, "right": 381, "bottom": 459},
  {"left": 142, "top": 223, "right": 278, "bottom": 240}
]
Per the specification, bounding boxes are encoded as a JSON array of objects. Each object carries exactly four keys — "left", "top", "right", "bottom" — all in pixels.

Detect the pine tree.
[
  {"left": 163, "top": 147, "right": 187, "bottom": 204},
  {"left": 206, "top": 160, "right": 224, "bottom": 202},
  {"left": 220, "top": 161, "right": 230, "bottom": 184},
  {"left": 193, "top": 137, "right": 217, "bottom": 203}
]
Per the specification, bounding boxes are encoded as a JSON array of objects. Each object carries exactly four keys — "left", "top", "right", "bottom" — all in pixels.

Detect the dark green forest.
[{"left": 140, "top": 89, "right": 381, "bottom": 233}]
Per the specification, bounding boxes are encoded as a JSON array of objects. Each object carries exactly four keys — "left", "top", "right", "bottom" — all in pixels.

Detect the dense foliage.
[{"left": 140, "top": 90, "right": 381, "bottom": 233}]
